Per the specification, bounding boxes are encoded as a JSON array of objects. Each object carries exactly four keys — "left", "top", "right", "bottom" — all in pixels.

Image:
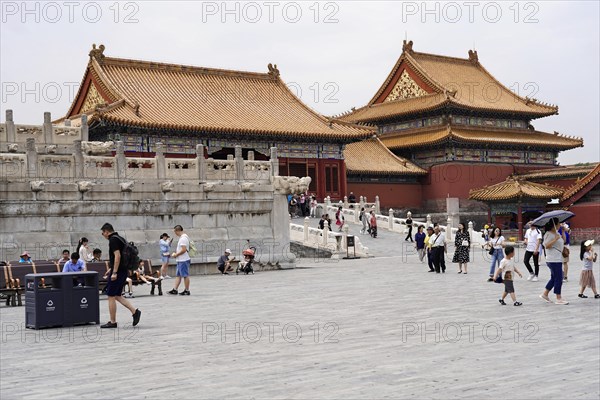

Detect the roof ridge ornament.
[
  {"left": 402, "top": 40, "right": 414, "bottom": 54},
  {"left": 267, "top": 63, "right": 280, "bottom": 77},
  {"left": 89, "top": 44, "right": 106, "bottom": 62},
  {"left": 468, "top": 49, "right": 478, "bottom": 64}
]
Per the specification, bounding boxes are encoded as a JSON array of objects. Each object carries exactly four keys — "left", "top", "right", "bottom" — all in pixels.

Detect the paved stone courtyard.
[{"left": 1, "top": 231, "right": 599, "bottom": 399}]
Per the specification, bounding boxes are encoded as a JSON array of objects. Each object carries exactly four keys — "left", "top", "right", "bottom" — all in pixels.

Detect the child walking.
[
  {"left": 578, "top": 240, "right": 599, "bottom": 299},
  {"left": 493, "top": 245, "right": 523, "bottom": 306}
]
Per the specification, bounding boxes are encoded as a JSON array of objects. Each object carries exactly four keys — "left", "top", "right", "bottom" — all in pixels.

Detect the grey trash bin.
[
  {"left": 25, "top": 272, "right": 100, "bottom": 329},
  {"left": 64, "top": 271, "right": 100, "bottom": 326},
  {"left": 25, "top": 273, "right": 65, "bottom": 329}
]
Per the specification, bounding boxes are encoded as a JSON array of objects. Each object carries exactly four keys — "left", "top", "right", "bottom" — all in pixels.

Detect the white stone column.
[
  {"left": 80, "top": 115, "right": 89, "bottom": 142},
  {"left": 235, "top": 145, "right": 244, "bottom": 182},
  {"left": 343, "top": 224, "right": 350, "bottom": 249},
  {"left": 303, "top": 217, "right": 310, "bottom": 242},
  {"left": 322, "top": 220, "right": 329, "bottom": 246},
  {"left": 270, "top": 147, "right": 279, "bottom": 176},
  {"left": 427, "top": 214, "right": 432, "bottom": 227},
  {"left": 26, "top": 138, "right": 38, "bottom": 178},
  {"left": 115, "top": 141, "right": 126, "bottom": 180},
  {"left": 43, "top": 112, "right": 52, "bottom": 144},
  {"left": 388, "top": 208, "right": 394, "bottom": 230},
  {"left": 446, "top": 214, "right": 453, "bottom": 241},
  {"left": 196, "top": 144, "right": 206, "bottom": 182},
  {"left": 155, "top": 142, "right": 166, "bottom": 179},
  {"left": 5, "top": 109, "right": 16, "bottom": 142},
  {"left": 272, "top": 193, "right": 291, "bottom": 261},
  {"left": 375, "top": 196, "right": 381, "bottom": 214},
  {"left": 343, "top": 196, "right": 348, "bottom": 209},
  {"left": 73, "top": 140, "right": 84, "bottom": 178}
]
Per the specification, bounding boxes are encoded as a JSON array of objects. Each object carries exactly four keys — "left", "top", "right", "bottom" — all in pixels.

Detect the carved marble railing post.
[
  {"left": 343, "top": 224, "right": 350, "bottom": 250},
  {"left": 26, "top": 138, "right": 38, "bottom": 178},
  {"left": 64, "top": 119, "right": 71, "bottom": 127},
  {"left": 80, "top": 115, "right": 89, "bottom": 142},
  {"left": 73, "top": 140, "right": 84, "bottom": 178},
  {"left": 359, "top": 195, "right": 365, "bottom": 210},
  {"left": 196, "top": 144, "right": 206, "bottom": 182},
  {"left": 426, "top": 214, "right": 432, "bottom": 227},
  {"left": 270, "top": 147, "right": 279, "bottom": 176},
  {"left": 388, "top": 208, "right": 394, "bottom": 230},
  {"left": 304, "top": 217, "right": 309, "bottom": 242},
  {"left": 322, "top": 220, "right": 329, "bottom": 246},
  {"left": 155, "top": 142, "right": 166, "bottom": 179},
  {"left": 375, "top": 196, "right": 381, "bottom": 214},
  {"left": 235, "top": 145, "right": 243, "bottom": 181},
  {"left": 343, "top": 196, "right": 348, "bottom": 209},
  {"left": 468, "top": 221, "right": 474, "bottom": 244},
  {"left": 6, "top": 109, "right": 16, "bottom": 142},
  {"left": 43, "top": 112, "right": 53, "bottom": 144},
  {"left": 446, "top": 214, "right": 453, "bottom": 241},
  {"left": 115, "top": 141, "right": 126, "bottom": 180},
  {"left": 326, "top": 196, "right": 331, "bottom": 208},
  {"left": 248, "top": 151, "right": 255, "bottom": 161}
]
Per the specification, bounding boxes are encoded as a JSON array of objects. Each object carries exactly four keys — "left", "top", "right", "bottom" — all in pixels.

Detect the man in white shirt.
[
  {"left": 523, "top": 223, "right": 542, "bottom": 281},
  {"left": 431, "top": 225, "right": 447, "bottom": 273},
  {"left": 167, "top": 225, "right": 191, "bottom": 296}
]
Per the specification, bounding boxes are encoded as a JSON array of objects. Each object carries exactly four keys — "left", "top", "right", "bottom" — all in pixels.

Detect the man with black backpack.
[{"left": 100, "top": 223, "right": 141, "bottom": 328}]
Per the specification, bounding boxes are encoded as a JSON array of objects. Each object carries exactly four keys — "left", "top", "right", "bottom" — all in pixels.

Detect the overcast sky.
[{"left": 1, "top": 1, "right": 598, "bottom": 165}]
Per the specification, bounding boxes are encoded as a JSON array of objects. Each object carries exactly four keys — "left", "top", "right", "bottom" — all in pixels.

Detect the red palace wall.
[
  {"left": 347, "top": 182, "right": 422, "bottom": 209},
  {"left": 421, "top": 163, "right": 519, "bottom": 200},
  {"left": 568, "top": 203, "right": 600, "bottom": 230}
]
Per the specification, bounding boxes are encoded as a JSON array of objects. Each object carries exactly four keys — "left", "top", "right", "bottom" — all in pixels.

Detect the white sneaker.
[
  {"left": 539, "top": 294, "right": 551, "bottom": 303},
  {"left": 555, "top": 299, "right": 569, "bottom": 305},
  {"left": 163, "top": 275, "right": 172, "bottom": 279},
  {"left": 527, "top": 274, "right": 534, "bottom": 281},
  {"left": 532, "top": 276, "right": 539, "bottom": 282}
]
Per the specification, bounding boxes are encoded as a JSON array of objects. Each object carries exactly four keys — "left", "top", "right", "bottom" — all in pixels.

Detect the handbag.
[
  {"left": 462, "top": 240, "right": 469, "bottom": 246},
  {"left": 562, "top": 247, "right": 570, "bottom": 258},
  {"left": 488, "top": 238, "right": 500, "bottom": 255},
  {"left": 494, "top": 274, "right": 503, "bottom": 284}
]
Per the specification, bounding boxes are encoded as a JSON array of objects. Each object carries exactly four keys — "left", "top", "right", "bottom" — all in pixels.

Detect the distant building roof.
[
  {"left": 339, "top": 40, "right": 558, "bottom": 123},
  {"left": 379, "top": 125, "right": 583, "bottom": 151},
  {"left": 561, "top": 163, "right": 600, "bottom": 206},
  {"left": 344, "top": 137, "right": 427, "bottom": 176},
  {"left": 469, "top": 177, "right": 564, "bottom": 201},
  {"left": 517, "top": 163, "right": 599, "bottom": 180},
  {"left": 63, "top": 44, "right": 373, "bottom": 142}
]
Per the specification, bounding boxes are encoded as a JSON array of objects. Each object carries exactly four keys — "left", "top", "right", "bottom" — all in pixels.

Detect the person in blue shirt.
[
  {"left": 19, "top": 252, "right": 32, "bottom": 263},
  {"left": 159, "top": 233, "right": 173, "bottom": 279},
  {"left": 62, "top": 252, "right": 86, "bottom": 272}
]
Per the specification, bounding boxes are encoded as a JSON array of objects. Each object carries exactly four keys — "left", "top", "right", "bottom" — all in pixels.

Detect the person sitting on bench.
[
  {"left": 92, "top": 248, "right": 102, "bottom": 262},
  {"left": 134, "top": 260, "right": 161, "bottom": 284}
]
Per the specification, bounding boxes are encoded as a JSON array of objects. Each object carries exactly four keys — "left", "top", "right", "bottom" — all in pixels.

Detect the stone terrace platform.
[{"left": 1, "top": 245, "right": 599, "bottom": 399}]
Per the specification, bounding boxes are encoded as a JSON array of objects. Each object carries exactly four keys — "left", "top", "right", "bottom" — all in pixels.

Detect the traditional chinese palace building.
[
  {"left": 59, "top": 43, "right": 594, "bottom": 229},
  {"left": 60, "top": 45, "right": 373, "bottom": 200},
  {"left": 338, "top": 40, "right": 584, "bottom": 211}
]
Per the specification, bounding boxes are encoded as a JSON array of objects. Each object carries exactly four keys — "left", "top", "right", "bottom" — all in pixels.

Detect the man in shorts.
[
  {"left": 100, "top": 223, "right": 141, "bottom": 328},
  {"left": 217, "top": 249, "right": 234, "bottom": 275},
  {"left": 168, "top": 225, "right": 191, "bottom": 295}
]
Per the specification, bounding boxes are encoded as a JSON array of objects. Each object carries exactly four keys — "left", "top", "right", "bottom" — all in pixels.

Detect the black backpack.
[{"left": 116, "top": 235, "right": 140, "bottom": 271}]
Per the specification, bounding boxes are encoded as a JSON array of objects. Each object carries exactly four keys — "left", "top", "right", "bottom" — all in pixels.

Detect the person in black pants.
[
  {"left": 430, "top": 226, "right": 446, "bottom": 273},
  {"left": 405, "top": 212, "right": 413, "bottom": 242}
]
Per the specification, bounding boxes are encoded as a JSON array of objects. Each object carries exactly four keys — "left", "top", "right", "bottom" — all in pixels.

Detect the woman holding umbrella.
[{"left": 540, "top": 217, "right": 569, "bottom": 305}]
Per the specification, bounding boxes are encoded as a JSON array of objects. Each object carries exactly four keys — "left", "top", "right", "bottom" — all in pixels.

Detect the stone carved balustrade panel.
[
  {"left": 14, "top": 125, "right": 43, "bottom": 143},
  {"left": 166, "top": 159, "right": 198, "bottom": 180},
  {"left": 38, "top": 155, "right": 74, "bottom": 181},
  {"left": 52, "top": 126, "right": 82, "bottom": 145},
  {"left": 0, "top": 154, "right": 26, "bottom": 180},
  {"left": 206, "top": 159, "right": 236, "bottom": 181},
  {"left": 0, "top": 124, "right": 6, "bottom": 142},
  {"left": 243, "top": 161, "right": 271, "bottom": 182},
  {"left": 84, "top": 156, "right": 117, "bottom": 180}
]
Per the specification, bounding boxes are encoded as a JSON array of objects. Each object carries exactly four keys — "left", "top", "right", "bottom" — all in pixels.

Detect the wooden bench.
[
  {"left": 0, "top": 264, "right": 18, "bottom": 306},
  {"left": 85, "top": 261, "right": 110, "bottom": 293}
]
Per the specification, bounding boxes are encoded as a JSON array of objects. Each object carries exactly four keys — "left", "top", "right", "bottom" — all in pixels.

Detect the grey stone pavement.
[{"left": 1, "top": 221, "right": 599, "bottom": 400}]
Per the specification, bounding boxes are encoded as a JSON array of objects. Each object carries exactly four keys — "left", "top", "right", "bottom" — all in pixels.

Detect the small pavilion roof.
[
  {"left": 561, "top": 163, "right": 600, "bottom": 206},
  {"left": 517, "top": 163, "right": 599, "bottom": 180},
  {"left": 469, "top": 177, "right": 564, "bottom": 201}
]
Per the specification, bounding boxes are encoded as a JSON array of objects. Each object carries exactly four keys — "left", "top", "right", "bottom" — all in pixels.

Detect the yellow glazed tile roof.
[
  {"left": 339, "top": 41, "right": 558, "bottom": 123},
  {"left": 65, "top": 45, "right": 373, "bottom": 141},
  {"left": 561, "top": 163, "right": 600, "bottom": 204},
  {"left": 379, "top": 125, "right": 583, "bottom": 150},
  {"left": 469, "top": 177, "right": 564, "bottom": 201},
  {"left": 517, "top": 163, "right": 599, "bottom": 180},
  {"left": 344, "top": 137, "right": 427, "bottom": 175}
]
